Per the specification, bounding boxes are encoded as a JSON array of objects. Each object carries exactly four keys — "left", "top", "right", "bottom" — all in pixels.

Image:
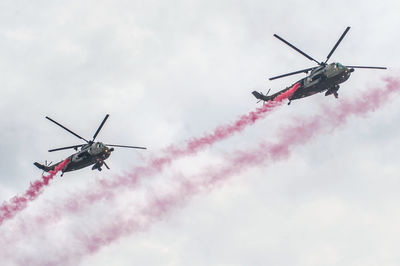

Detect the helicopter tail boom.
[
  {"left": 34, "top": 162, "right": 54, "bottom": 172},
  {"left": 252, "top": 91, "right": 273, "bottom": 102}
]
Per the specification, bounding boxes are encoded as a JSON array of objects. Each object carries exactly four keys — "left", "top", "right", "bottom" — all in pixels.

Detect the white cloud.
[{"left": 0, "top": 0, "right": 400, "bottom": 265}]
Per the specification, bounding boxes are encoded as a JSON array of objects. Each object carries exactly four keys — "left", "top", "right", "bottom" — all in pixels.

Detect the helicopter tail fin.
[
  {"left": 252, "top": 91, "right": 272, "bottom": 102},
  {"left": 34, "top": 162, "right": 52, "bottom": 172}
]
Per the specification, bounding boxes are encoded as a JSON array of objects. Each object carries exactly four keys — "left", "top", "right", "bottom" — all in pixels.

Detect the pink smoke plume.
[
  {"left": 14, "top": 77, "right": 397, "bottom": 265},
  {"left": 74, "top": 77, "right": 400, "bottom": 258},
  {"left": 0, "top": 83, "right": 300, "bottom": 265},
  {"left": 95, "top": 82, "right": 301, "bottom": 191},
  {"left": 0, "top": 158, "right": 69, "bottom": 225},
  {"left": 33, "top": 83, "right": 302, "bottom": 215},
  {"left": 0, "top": 82, "right": 299, "bottom": 262},
  {"left": 169, "top": 82, "right": 301, "bottom": 156},
  {"left": 0, "top": 82, "right": 298, "bottom": 246},
  {"left": 2, "top": 78, "right": 399, "bottom": 266}
]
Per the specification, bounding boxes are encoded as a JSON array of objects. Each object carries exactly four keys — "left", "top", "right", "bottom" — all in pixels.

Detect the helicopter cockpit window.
[
  {"left": 336, "top": 63, "right": 344, "bottom": 69},
  {"left": 310, "top": 73, "right": 322, "bottom": 82}
]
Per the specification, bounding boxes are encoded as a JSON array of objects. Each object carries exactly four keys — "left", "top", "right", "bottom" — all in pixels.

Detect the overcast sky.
[{"left": 1, "top": 0, "right": 400, "bottom": 265}]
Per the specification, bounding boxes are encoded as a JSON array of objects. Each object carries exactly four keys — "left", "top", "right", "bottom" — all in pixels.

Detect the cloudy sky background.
[{"left": 0, "top": 0, "right": 400, "bottom": 265}]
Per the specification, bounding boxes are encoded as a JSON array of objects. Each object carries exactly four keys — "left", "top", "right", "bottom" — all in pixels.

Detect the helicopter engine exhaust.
[{"left": 0, "top": 158, "right": 69, "bottom": 226}]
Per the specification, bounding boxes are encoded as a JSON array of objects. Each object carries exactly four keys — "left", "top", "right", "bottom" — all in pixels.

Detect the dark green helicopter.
[
  {"left": 34, "top": 114, "right": 146, "bottom": 176},
  {"left": 252, "top": 26, "right": 387, "bottom": 104}
]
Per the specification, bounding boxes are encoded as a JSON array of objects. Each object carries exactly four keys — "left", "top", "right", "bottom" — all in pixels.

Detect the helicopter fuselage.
[
  {"left": 289, "top": 62, "right": 352, "bottom": 101},
  {"left": 63, "top": 142, "right": 113, "bottom": 172},
  {"left": 252, "top": 26, "right": 386, "bottom": 104},
  {"left": 34, "top": 114, "right": 146, "bottom": 176},
  {"left": 36, "top": 142, "right": 114, "bottom": 174}
]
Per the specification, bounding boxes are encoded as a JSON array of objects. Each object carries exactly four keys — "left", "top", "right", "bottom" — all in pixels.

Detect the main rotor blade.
[
  {"left": 274, "top": 34, "right": 321, "bottom": 65},
  {"left": 345, "top": 65, "right": 387, "bottom": 70},
  {"left": 324, "top": 26, "right": 351, "bottom": 64},
  {"left": 48, "top": 144, "right": 84, "bottom": 152},
  {"left": 92, "top": 114, "right": 110, "bottom": 141},
  {"left": 269, "top": 67, "right": 315, "bottom": 81},
  {"left": 46, "top": 116, "right": 89, "bottom": 143},
  {"left": 105, "top": 144, "right": 147, "bottom": 150}
]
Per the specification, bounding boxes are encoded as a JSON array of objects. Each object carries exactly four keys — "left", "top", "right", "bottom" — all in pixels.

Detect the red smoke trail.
[
  {"left": 12, "top": 84, "right": 299, "bottom": 224},
  {"left": 0, "top": 83, "right": 298, "bottom": 252},
  {"left": 0, "top": 84, "right": 299, "bottom": 255},
  {"left": 40, "top": 83, "right": 302, "bottom": 211},
  {"left": 0, "top": 158, "right": 69, "bottom": 225},
  {"left": 0, "top": 84, "right": 301, "bottom": 265},
  {"left": 32, "top": 77, "right": 398, "bottom": 263},
  {"left": 96, "top": 83, "right": 301, "bottom": 191},
  {"left": 1, "top": 78, "right": 399, "bottom": 265},
  {"left": 33, "top": 85, "right": 304, "bottom": 219},
  {"left": 168, "top": 82, "right": 301, "bottom": 156}
]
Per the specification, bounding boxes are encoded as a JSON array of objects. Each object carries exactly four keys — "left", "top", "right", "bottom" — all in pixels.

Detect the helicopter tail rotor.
[
  {"left": 43, "top": 160, "right": 53, "bottom": 175},
  {"left": 252, "top": 88, "right": 272, "bottom": 104},
  {"left": 34, "top": 161, "right": 54, "bottom": 173}
]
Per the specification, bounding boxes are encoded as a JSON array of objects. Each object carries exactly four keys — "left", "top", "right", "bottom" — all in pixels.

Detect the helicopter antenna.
[{"left": 324, "top": 26, "right": 351, "bottom": 64}]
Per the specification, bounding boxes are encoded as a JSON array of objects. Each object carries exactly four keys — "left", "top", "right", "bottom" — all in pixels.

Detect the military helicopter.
[
  {"left": 252, "top": 26, "right": 386, "bottom": 104},
  {"left": 34, "top": 114, "right": 146, "bottom": 176}
]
